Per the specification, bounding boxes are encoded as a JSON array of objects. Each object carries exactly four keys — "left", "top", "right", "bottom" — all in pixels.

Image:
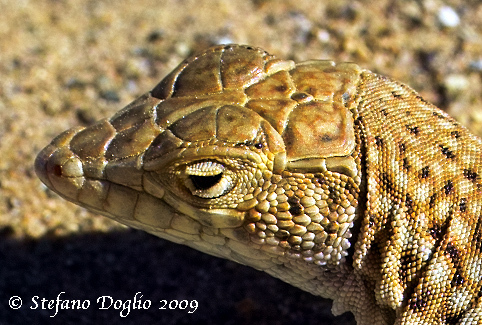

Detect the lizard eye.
[
  {"left": 189, "top": 173, "right": 223, "bottom": 190},
  {"left": 184, "top": 161, "right": 234, "bottom": 198}
]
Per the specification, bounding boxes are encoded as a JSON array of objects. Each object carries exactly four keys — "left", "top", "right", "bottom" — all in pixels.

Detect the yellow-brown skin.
[{"left": 35, "top": 45, "right": 482, "bottom": 324}]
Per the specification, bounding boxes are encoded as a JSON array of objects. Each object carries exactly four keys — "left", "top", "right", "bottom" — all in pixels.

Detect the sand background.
[{"left": 1, "top": 0, "right": 481, "bottom": 324}]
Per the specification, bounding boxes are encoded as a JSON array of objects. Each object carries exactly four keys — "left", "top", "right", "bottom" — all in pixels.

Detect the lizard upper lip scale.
[{"left": 36, "top": 44, "right": 482, "bottom": 325}]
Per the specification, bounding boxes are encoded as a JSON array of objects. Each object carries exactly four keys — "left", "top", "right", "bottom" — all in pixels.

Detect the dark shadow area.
[{"left": 0, "top": 229, "right": 355, "bottom": 324}]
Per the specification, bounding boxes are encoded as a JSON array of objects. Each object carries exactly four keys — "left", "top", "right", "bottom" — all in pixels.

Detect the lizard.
[{"left": 35, "top": 44, "right": 482, "bottom": 324}]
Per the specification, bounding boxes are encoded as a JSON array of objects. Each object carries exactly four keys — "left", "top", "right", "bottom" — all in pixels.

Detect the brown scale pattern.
[{"left": 35, "top": 45, "right": 482, "bottom": 324}]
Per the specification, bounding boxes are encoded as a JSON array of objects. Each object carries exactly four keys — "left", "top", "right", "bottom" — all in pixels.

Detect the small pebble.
[
  {"left": 437, "top": 6, "right": 460, "bottom": 28},
  {"left": 469, "top": 59, "right": 482, "bottom": 71}
]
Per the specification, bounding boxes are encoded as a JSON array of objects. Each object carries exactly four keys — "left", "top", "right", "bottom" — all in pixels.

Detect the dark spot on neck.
[
  {"left": 446, "top": 242, "right": 460, "bottom": 264},
  {"left": 420, "top": 166, "right": 430, "bottom": 179},
  {"left": 403, "top": 158, "right": 410, "bottom": 171},
  {"left": 405, "top": 193, "right": 413, "bottom": 213},
  {"left": 288, "top": 197, "right": 304, "bottom": 216},
  {"left": 409, "top": 296, "right": 427, "bottom": 310},
  {"left": 459, "top": 198, "right": 467, "bottom": 212},
  {"left": 432, "top": 111, "right": 444, "bottom": 119},
  {"left": 326, "top": 224, "right": 338, "bottom": 234},
  {"left": 451, "top": 270, "right": 465, "bottom": 287},
  {"left": 440, "top": 145, "right": 455, "bottom": 159},
  {"left": 445, "top": 313, "right": 463, "bottom": 325},
  {"left": 407, "top": 125, "right": 419, "bottom": 135},
  {"left": 463, "top": 169, "right": 478, "bottom": 182},
  {"left": 416, "top": 95, "right": 429, "bottom": 104},
  {"left": 315, "top": 177, "right": 326, "bottom": 186},
  {"left": 375, "top": 136, "right": 383, "bottom": 146},
  {"left": 474, "top": 218, "right": 482, "bottom": 251},
  {"left": 429, "top": 224, "right": 442, "bottom": 239},
  {"left": 429, "top": 193, "right": 437, "bottom": 208},
  {"left": 275, "top": 229, "right": 290, "bottom": 240},
  {"left": 444, "top": 180, "right": 454, "bottom": 195},
  {"left": 451, "top": 130, "right": 460, "bottom": 139},
  {"left": 380, "top": 173, "right": 396, "bottom": 197}
]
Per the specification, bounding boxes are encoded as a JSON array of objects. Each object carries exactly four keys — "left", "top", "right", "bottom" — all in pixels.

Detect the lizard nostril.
[{"left": 53, "top": 164, "right": 62, "bottom": 177}]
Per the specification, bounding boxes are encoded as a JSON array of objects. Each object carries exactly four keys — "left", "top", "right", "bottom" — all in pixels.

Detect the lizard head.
[{"left": 35, "top": 45, "right": 363, "bottom": 282}]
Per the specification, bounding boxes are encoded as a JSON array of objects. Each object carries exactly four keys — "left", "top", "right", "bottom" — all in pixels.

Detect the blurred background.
[{"left": 1, "top": 0, "right": 481, "bottom": 324}]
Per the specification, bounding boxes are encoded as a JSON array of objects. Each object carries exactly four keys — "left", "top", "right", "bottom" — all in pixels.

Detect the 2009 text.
[{"left": 9, "top": 292, "right": 198, "bottom": 317}]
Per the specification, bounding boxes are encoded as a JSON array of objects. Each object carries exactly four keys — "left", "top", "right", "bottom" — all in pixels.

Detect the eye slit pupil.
[{"left": 189, "top": 174, "right": 223, "bottom": 190}]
